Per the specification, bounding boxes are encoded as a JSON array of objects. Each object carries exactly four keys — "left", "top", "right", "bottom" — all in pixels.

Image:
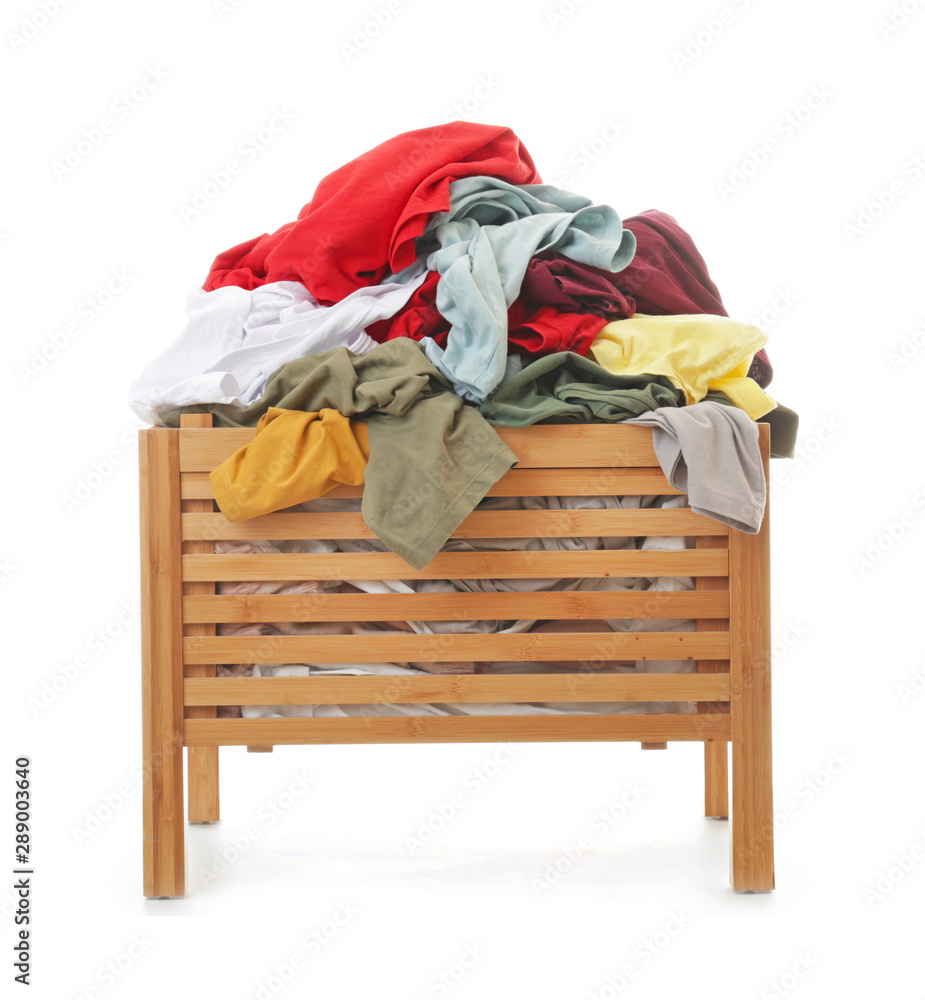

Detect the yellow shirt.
[
  {"left": 211, "top": 407, "right": 370, "bottom": 522},
  {"left": 588, "top": 314, "right": 776, "bottom": 419}
]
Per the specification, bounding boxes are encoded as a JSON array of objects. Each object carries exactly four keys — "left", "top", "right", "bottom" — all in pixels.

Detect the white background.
[{"left": 4, "top": 0, "right": 924, "bottom": 996}]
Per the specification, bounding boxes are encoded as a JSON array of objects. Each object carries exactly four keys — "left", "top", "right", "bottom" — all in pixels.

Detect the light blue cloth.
[
  {"left": 421, "top": 331, "right": 529, "bottom": 402},
  {"left": 419, "top": 177, "right": 636, "bottom": 402}
]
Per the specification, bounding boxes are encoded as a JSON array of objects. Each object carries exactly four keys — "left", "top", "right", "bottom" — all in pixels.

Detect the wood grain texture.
[
  {"left": 183, "top": 631, "right": 731, "bottom": 664},
  {"left": 180, "top": 414, "right": 220, "bottom": 823},
  {"left": 181, "top": 467, "right": 681, "bottom": 501},
  {"left": 183, "top": 590, "right": 731, "bottom": 625},
  {"left": 141, "top": 419, "right": 775, "bottom": 893},
  {"left": 729, "top": 424, "right": 774, "bottom": 891},
  {"left": 181, "top": 508, "right": 728, "bottom": 541},
  {"left": 179, "top": 424, "right": 662, "bottom": 472},
  {"left": 697, "top": 535, "right": 730, "bottom": 819},
  {"left": 185, "top": 713, "right": 731, "bottom": 746},
  {"left": 183, "top": 673, "right": 731, "bottom": 706},
  {"left": 139, "top": 429, "right": 185, "bottom": 897},
  {"left": 182, "top": 549, "right": 728, "bottom": 582}
]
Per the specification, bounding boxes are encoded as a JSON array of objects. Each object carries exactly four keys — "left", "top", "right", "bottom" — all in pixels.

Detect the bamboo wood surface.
[
  {"left": 183, "top": 590, "right": 731, "bottom": 625},
  {"left": 139, "top": 429, "right": 185, "bottom": 897},
  {"left": 179, "top": 424, "right": 661, "bottom": 472},
  {"left": 182, "top": 549, "right": 728, "bottom": 583},
  {"left": 180, "top": 467, "right": 681, "bottom": 501},
  {"left": 140, "top": 420, "right": 775, "bottom": 893},
  {"left": 697, "top": 535, "right": 731, "bottom": 820},
  {"left": 180, "top": 413, "right": 221, "bottom": 823},
  {"left": 181, "top": 508, "right": 727, "bottom": 541},
  {"left": 183, "top": 673, "right": 731, "bottom": 706},
  {"left": 182, "top": 631, "right": 731, "bottom": 664},
  {"left": 185, "top": 713, "right": 731, "bottom": 747},
  {"left": 180, "top": 414, "right": 220, "bottom": 824},
  {"left": 729, "top": 425, "right": 774, "bottom": 891}
]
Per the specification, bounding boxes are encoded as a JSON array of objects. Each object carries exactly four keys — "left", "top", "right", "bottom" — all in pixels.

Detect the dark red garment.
[
  {"left": 519, "top": 210, "right": 772, "bottom": 387},
  {"left": 623, "top": 211, "right": 772, "bottom": 386},
  {"left": 622, "top": 210, "right": 727, "bottom": 316},
  {"left": 519, "top": 210, "right": 724, "bottom": 317},
  {"left": 202, "top": 122, "right": 541, "bottom": 304},
  {"left": 520, "top": 253, "right": 636, "bottom": 320}
]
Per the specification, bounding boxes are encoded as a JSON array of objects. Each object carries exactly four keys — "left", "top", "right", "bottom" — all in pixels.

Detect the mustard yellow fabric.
[
  {"left": 211, "top": 407, "right": 370, "bottom": 522},
  {"left": 589, "top": 314, "right": 776, "bottom": 419}
]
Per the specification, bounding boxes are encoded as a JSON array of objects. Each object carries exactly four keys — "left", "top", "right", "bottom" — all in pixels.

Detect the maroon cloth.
[
  {"left": 518, "top": 210, "right": 771, "bottom": 387},
  {"left": 202, "top": 122, "right": 541, "bottom": 304},
  {"left": 625, "top": 210, "right": 772, "bottom": 387},
  {"left": 521, "top": 253, "right": 636, "bottom": 320},
  {"left": 623, "top": 210, "right": 728, "bottom": 316}
]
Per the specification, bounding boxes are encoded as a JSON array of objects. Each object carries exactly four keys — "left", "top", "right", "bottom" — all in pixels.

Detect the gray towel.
[{"left": 629, "top": 401, "right": 766, "bottom": 533}]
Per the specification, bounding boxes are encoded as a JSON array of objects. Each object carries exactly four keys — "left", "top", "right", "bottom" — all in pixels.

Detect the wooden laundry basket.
[{"left": 139, "top": 415, "right": 773, "bottom": 897}]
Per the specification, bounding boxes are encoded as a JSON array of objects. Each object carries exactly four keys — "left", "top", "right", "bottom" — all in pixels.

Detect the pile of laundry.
[{"left": 129, "top": 121, "right": 797, "bottom": 720}]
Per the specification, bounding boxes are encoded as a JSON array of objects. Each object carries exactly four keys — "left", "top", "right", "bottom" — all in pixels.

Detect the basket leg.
[
  {"left": 704, "top": 741, "right": 728, "bottom": 819},
  {"left": 729, "top": 428, "right": 774, "bottom": 891},
  {"left": 140, "top": 429, "right": 186, "bottom": 897},
  {"left": 180, "top": 414, "right": 221, "bottom": 823},
  {"left": 188, "top": 747, "right": 220, "bottom": 822},
  {"left": 696, "top": 536, "right": 729, "bottom": 819}
]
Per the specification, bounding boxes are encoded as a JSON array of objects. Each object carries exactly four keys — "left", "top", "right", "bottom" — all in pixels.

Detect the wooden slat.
[
  {"left": 698, "top": 534, "right": 730, "bottom": 819},
  {"left": 181, "top": 414, "right": 220, "bottom": 824},
  {"left": 183, "top": 590, "right": 730, "bottom": 625},
  {"left": 139, "top": 429, "right": 185, "bottom": 898},
  {"left": 182, "top": 632, "right": 730, "bottom": 664},
  {"left": 184, "top": 673, "right": 731, "bottom": 705},
  {"left": 499, "top": 426, "right": 660, "bottom": 467},
  {"left": 181, "top": 508, "right": 727, "bottom": 541},
  {"left": 181, "top": 466, "right": 680, "bottom": 500},
  {"left": 729, "top": 423, "right": 774, "bottom": 891},
  {"left": 182, "top": 549, "right": 727, "bottom": 583},
  {"left": 178, "top": 424, "right": 661, "bottom": 472},
  {"left": 185, "top": 713, "right": 731, "bottom": 746}
]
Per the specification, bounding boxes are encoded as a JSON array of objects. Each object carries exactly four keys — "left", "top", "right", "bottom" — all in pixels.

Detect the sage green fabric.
[
  {"left": 479, "top": 351, "right": 683, "bottom": 426},
  {"left": 161, "top": 339, "right": 517, "bottom": 569}
]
